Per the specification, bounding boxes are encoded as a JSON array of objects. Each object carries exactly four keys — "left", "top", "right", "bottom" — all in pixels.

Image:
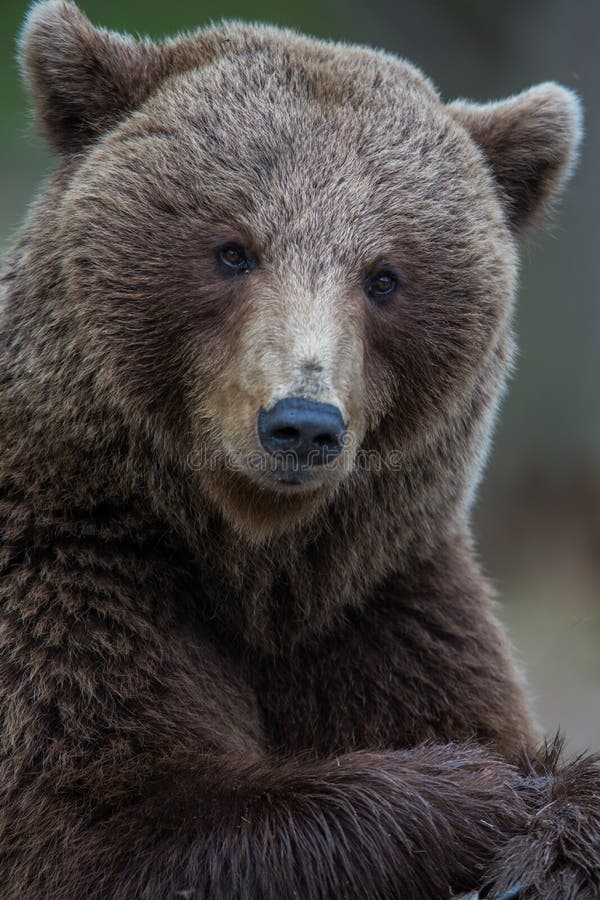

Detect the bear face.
[{"left": 14, "top": 1, "right": 581, "bottom": 541}]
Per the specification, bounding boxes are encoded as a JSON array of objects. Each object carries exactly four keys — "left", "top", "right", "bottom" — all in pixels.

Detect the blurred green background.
[{"left": 1, "top": 0, "right": 598, "bottom": 750}]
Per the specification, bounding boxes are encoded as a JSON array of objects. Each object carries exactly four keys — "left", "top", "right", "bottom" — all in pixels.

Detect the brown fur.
[{"left": 0, "top": 2, "right": 596, "bottom": 897}]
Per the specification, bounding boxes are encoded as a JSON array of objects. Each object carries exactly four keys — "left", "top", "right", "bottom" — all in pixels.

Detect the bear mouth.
[
  {"left": 240, "top": 455, "right": 338, "bottom": 494},
  {"left": 265, "top": 467, "right": 326, "bottom": 491},
  {"left": 208, "top": 441, "right": 348, "bottom": 499},
  {"left": 275, "top": 473, "right": 305, "bottom": 486}
]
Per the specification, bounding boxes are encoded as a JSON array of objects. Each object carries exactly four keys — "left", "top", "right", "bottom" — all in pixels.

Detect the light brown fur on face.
[{"left": 2, "top": 4, "right": 597, "bottom": 899}]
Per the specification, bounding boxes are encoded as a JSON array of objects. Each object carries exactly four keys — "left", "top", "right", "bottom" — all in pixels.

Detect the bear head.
[{"left": 14, "top": 0, "right": 581, "bottom": 541}]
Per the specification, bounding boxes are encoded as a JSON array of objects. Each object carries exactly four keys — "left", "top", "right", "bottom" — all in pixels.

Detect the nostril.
[{"left": 314, "top": 432, "right": 337, "bottom": 449}]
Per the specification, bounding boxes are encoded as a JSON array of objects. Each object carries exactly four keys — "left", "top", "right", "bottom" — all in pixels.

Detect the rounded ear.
[
  {"left": 448, "top": 83, "right": 583, "bottom": 232},
  {"left": 19, "top": 1, "right": 181, "bottom": 153}
]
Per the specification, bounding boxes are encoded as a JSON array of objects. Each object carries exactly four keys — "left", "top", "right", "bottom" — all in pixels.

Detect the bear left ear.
[
  {"left": 19, "top": 1, "right": 180, "bottom": 154},
  {"left": 448, "top": 83, "right": 583, "bottom": 232}
]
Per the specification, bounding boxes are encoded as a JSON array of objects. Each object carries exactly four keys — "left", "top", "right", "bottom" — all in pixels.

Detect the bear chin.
[{"left": 201, "top": 465, "right": 339, "bottom": 540}]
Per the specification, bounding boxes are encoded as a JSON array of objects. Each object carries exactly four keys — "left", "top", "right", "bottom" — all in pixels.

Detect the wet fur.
[{"left": 0, "top": 2, "right": 597, "bottom": 898}]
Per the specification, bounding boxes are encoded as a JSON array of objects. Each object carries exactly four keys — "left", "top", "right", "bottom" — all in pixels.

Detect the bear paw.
[{"left": 482, "top": 751, "right": 600, "bottom": 900}]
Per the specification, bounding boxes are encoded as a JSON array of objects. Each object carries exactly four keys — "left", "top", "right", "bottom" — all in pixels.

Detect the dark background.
[{"left": 1, "top": 0, "right": 598, "bottom": 750}]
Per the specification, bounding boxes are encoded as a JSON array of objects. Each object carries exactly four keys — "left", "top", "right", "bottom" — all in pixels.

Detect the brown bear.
[{"left": 0, "top": 1, "right": 598, "bottom": 898}]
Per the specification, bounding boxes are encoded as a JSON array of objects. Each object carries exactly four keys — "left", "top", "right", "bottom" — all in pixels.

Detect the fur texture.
[{"left": 0, "top": 2, "right": 596, "bottom": 897}]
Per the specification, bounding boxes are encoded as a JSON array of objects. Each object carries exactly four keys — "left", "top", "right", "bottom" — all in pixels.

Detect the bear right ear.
[
  {"left": 448, "top": 84, "right": 583, "bottom": 232},
  {"left": 19, "top": 1, "right": 181, "bottom": 153}
]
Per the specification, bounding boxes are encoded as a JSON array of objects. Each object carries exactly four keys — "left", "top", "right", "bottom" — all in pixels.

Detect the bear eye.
[
  {"left": 218, "top": 243, "right": 256, "bottom": 274},
  {"left": 365, "top": 265, "right": 399, "bottom": 304}
]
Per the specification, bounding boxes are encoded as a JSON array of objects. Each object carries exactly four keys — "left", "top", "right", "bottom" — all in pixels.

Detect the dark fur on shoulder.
[{"left": 0, "top": 2, "right": 595, "bottom": 898}]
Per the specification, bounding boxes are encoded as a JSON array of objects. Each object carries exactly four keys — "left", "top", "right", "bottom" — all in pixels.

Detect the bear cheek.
[{"left": 362, "top": 274, "right": 502, "bottom": 442}]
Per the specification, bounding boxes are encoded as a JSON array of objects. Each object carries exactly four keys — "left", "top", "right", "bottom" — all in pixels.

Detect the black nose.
[{"left": 258, "top": 397, "right": 347, "bottom": 465}]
